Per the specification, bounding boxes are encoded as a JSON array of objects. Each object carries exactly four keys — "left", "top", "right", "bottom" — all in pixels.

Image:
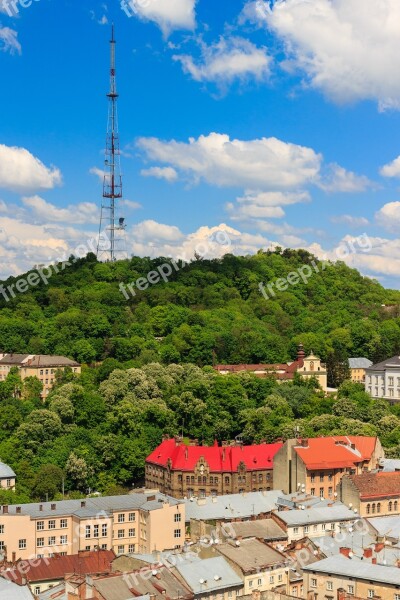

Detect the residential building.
[
  {"left": 2, "top": 549, "right": 114, "bottom": 596},
  {"left": 378, "top": 458, "right": 400, "bottom": 472},
  {"left": 0, "top": 462, "right": 16, "bottom": 491},
  {"left": 145, "top": 438, "right": 283, "bottom": 498},
  {"left": 173, "top": 555, "right": 244, "bottom": 600},
  {"left": 303, "top": 555, "right": 400, "bottom": 600},
  {"left": 215, "top": 538, "right": 289, "bottom": 595},
  {"left": 273, "top": 436, "right": 383, "bottom": 495},
  {"left": 365, "top": 355, "right": 400, "bottom": 402},
  {"left": 367, "top": 515, "right": 400, "bottom": 544},
  {"left": 0, "top": 492, "right": 184, "bottom": 561},
  {"left": 0, "top": 577, "right": 34, "bottom": 599},
  {"left": 271, "top": 505, "right": 357, "bottom": 542},
  {"left": 338, "top": 471, "right": 400, "bottom": 517},
  {"left": 214, "top": 345, "right": 328, "bottom": 392},
  {"left": 220, "top": 520, "right": 287, "bottom": 546},
  {"left": 0, "top": 354, "right": 81, "bottom": 397},
  {"left": 348, "top": 357, "right": 372, "bottom": 383}
]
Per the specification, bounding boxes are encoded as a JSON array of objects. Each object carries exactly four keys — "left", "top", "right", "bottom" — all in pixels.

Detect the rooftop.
[
  {"left": 367, "top": 516, "right": 400, "bottom": 540},
  {"left": 275, "top": 504, "right": 357, "bottom": 527},
  {"left": 184, "top": 490, "right": 283, "bottom": 522},
  {"left": 221, "top": 519, "right": 287, "bottom": 541},
  {"left": 348, "top": 358, "right": 373, "bottom": 369},
  {"left": 293, "top": 436, "right": 377, "bottom": 470},
  {"left": 146, "top": 439, "right": 283, "bottom": 473},
  {"left": 0, "top": 354, "right": 80, "bottom": 368},
  {"left": 367, "top": 355, "right": 400, "bottom": 372},
  {"left": 0, "top": 462, "right": 16, "bottom": 479},
  {"left": 216, "top": 538, "right": 286, "bottom": 573},
  {"left": 0, "top": 492, "right": 183, "bottom": 519},
  {"left": 0, "top": 578, "right": 33, "bottom": 599},
  {"left": 303, "top": 555, "right": 400, "bottom": 586},
  {"left": 347, "top": 471, "right": 400, "bottom": 499},
  {"left": 174, "top": 556, "right": 243, "bottom": 594}
]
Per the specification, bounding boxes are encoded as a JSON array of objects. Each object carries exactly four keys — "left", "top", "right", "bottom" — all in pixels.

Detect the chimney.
[
  {"left": 339, "top": 548, "right": 351, "bottom": 558},
  {"left": 39, "top": 505, "right": 43, "bottom": 512},
  {"left": 51, "top": 504, "right": 56, "bottom": 510},
  {"left": 12, "top": 552, "right": 16, "bottom": 563},
  {"left": 372, "top": 558, "right": 377, "bottom": 565},
  {"left": 375, "top": 543, "right": 384, "bottom": 553},
  {"left": 364, "top": 548, "right": 373, "bottom": 559},
  {"left": 301, "top": 439, "right": 308, "bottom": 447}
]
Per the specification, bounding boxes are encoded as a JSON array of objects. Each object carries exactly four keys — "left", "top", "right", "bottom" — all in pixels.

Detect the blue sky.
[{"left": 1, "top": 0, "right": 400, "bottom": 287}]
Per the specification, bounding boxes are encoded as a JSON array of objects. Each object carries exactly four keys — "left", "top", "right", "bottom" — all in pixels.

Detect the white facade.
[{"left": 365, "top": 358, "right": 400, "bottom": 401}]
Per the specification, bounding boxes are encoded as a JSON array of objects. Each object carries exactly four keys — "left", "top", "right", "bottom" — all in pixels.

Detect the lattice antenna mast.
[{"left": 97, "top": 24, "right": 126, "bottom": 261}]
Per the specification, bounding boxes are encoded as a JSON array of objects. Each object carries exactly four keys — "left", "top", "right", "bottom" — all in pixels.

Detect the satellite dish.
[
  {"left": 152, "top": 570, "right": 158, "bottom": 576},
  {"left": 199, "top": 579, "right": 205, "bottom": 585},
  {"left": 235, "top": 541, "right": 241, "bottom": 546},
  {"left": 214, "top": 575, "right": 221, "bottom": 581}
]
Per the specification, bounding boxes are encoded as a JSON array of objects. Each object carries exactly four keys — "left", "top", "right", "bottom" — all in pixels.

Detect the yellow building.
[
  {"left": 348, "top": 357, "right": 372, "bottom": 383},
  {"left": 0, "top": 353, "right": 81, "bottom": 397},
  {"left": 0, "top": 492, "right": 185, "bottom": 561}
]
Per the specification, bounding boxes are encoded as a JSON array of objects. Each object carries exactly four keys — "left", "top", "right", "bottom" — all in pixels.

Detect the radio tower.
[{"left": 97, "top": 24, "right": 126, "bottom": 261}]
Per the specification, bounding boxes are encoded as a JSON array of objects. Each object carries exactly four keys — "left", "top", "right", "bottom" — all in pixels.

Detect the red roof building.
[
  {"left": 339, "top": 471, "right": 400, "bottom": 517},
  {"left": 273, "top": 436, "right": 384, "bottom": 498},
  {"left": 145, "top": 438, "right": 283, "bottom": 499}
]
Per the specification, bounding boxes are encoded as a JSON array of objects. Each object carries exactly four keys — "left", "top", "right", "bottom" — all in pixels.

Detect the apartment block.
[
  {"left": 0, "top": 492, "right": 185, "bottom": 561},
  {"left": 338, "top": 471, "right": 400, "bottom": 517}
]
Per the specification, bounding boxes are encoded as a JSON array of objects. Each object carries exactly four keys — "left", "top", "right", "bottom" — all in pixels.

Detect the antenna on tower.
[{"left": 97, "top": 24, "right": 127, "bottom": 262}]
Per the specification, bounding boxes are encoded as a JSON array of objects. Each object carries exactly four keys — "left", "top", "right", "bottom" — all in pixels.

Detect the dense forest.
[{"left": 1, "top": 249, "right": 400, "bottom": 504}]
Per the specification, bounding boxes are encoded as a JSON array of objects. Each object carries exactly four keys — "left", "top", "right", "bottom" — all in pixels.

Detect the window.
[
  {"left": 48, "top": 520, "right": 56, "bottom": 530},
  {"left": 129, "top": 528, "right": 136, "bottom": 537},
  {"left": 249, "top": 580, "right": 253, "bottom": 588},
  {"left": 117, "top": 545, "right": 124, "bottom": 555},
  {"left": 85, "top": 525, "right": 91, "bottom": 539},
  {"left": 258, "top": 579, "right": 262, "bottom": 586},
  {"left": 367, "top": 503, "right": 371, "bottom": 514},
  {"left": 118, "top": 529, "right": 124, "bottom": 539},
  {"left": 6, "top": 479, "right": 11, "bottom": 488},
  {"left": 174, "top": 529, "right": 181, "bottom": 538},
  {"left": 320, "top": 488, "right": 324, "bottom": 498},
  {"left": 377, "top": 503, "right": 381, "bottom": 514},
  {"left": 101, "top": 544, "right": 107, "bottom": 550},
  {"left": 328, "top": 487, "right": 333, "bottom": 496},
  {"left": 311, "top": 474, "right": 315, "bottom": 483},
  {"left": 320, "top": 473, "right": 324, "bottom": 482},
  {"left": 293, "top": 527, "right": 299, "bottom": 534},
  {"left": 225, "top": 477, "right": 230, "bottom": 485},
  {"left": 394, "top": 595, "right": 400, "bottom": 600},
  {"left": 304, "top": 526, "right": 309, "bottom": 534},
  {"left": 394, "top": 501, "right": 398, "bottom": 511},
  {"left": 118, "top": 514, "right": 125, "bottom": 523},
  {"left": 278, "top": 574, "right": 283, "bottom": 583},
  {"left": 93, "top": 525, "right": 99, "bottom": 538},
  {"left": 327, "top": 582, "right": 333, "bottom": 591},
  {"left": 389, "top": 501, "right": 393, "bottom": 512},
  {"left": 322, "top": 524, "right": 326, "bottom": 531},
  {"left": 292, "top": 587, "right": 298, "bottom": 597},
  {"left": 48, "top": 536, "right": 56, "bottom": 546},
  {"left": 37, "top": 538, "right": 44, "bottom": 547},
  {"left": 60, "top": 535, "right": 67, "bottom": 545},
  {"left": 269, "top": 576, "right": 274, "bottom": 584},
  {"left": 102, "top": 524, "right": 108, "bottom": 537},
  {"left": 34, "top": 587, "right": 41, "bottom": 595},
  {"left": 174, "top": 513, "right": 181, "bottom": 522},
  {"left": 19, "top": 539, "right": 26, "bottom": 549},
  {"left": 310, "top": 488, "right": 315, "bottom": 496},
  {"left": 368, "top": 590, "right": 374, "bottom": 598},
  {"left": 313, "top": 525, "right": 318, "bottom": 532},
  {"left": 311, "top": 579, "right": 317, "bottom": 588},
  {"left": 129, "top": 513, "right": 136, "bottom": 522},
  {"left": 328, "top": 473, "right": 333, "bottom": 482},
  {"left": 128, "top": 544, "right": 135, "bottom": 553},
  {"left": 348, "top": 585, "right": 354, "bottom": 595},
  {"left": 60, "top": 519, "right": 67, "bottom": 529},
  {"left": 0, "top": 525, "right": 3, "bottom": 534}
]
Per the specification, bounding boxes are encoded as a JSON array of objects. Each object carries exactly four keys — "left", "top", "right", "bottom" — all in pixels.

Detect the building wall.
[
  {"left": 298, "top": 357, "right": 327, "bottom": 392},
  {"left": 350, "top": 368, "right": 367, "bottom": 383},
  {"left": 303, "top": 568, "right": 400, "bottom": 600},
  {"left": 366, "top": 368, "right": 400, "bottom": 402},
  {"left": 0, "top": 476, "right": 16, "bottom": 490}
]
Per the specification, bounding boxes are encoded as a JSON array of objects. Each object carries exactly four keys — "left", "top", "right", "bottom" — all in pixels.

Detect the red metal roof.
[
  {"left": 146, "top": 439, "right": 283, "bottom": 472},
  {"left": 4, "top": 549, "right": 115, "bottom": 584},
  {"left": 294, "top": 436, "right": 377, "bottom": 470},
  {"left": 214, "top": 360, "right": 303, "bottom": 380}
]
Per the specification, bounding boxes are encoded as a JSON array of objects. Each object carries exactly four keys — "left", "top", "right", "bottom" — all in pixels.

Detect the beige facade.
[
  {"left": 298, "top": 355, "right": 328, "bottom": 392},
  {"left": 0, "top": 494, "right": 185, "bottom": 561},
  {"left": 338, "top": 472, "right": 400, "bottom": 518},
  {"left": 0, "top": 354, "right": 81, "bottom": 398},
  {"left": 349, "top": 367, "right": 367, "bottom": 383}
]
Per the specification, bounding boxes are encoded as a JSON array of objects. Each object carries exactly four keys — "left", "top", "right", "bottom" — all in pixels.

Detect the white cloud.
[
  {"left": 380, "top": 156, "right": 400, "bottom": 178},
  {"left": 132, "top": 219, "right": 185, "bottom": 244},
  {"left": 0, "top": 145, "right": 61, "bottom": 193},
  {"left": 137, "top": 132, "right": 322, "bottom": 190},
  {"left": 331, "top": 214, "right": 370, "bottom": 227},
  {"left": 375, "top": 202, "right": 400, "bottom": 233},
  {"left": 120, "top": 199, "right": 142, "bottom": 210},
  {"left": 250, "top": 0, "right": 400, "bottom": 109},
  {"left": 22, "top": 196, "right": 99, "bottom": 225},
  {"left": 0, "top": 26, "right": 21, "bottom": 55},
  {"left": 124, "top": 0, "right": 197, "bottom": 36},
  {"left": 319, "top": 164, "right": 373, "bottom": 193},
  {"left": 89, "top": 167, "right": 105, "bottom": 182},
  {"left": 141, "top": 166, "right": 178, "bottom": 182},
  {"left": 226, "top": 190, "right": 309, "bottom": 221},
  {"left": 173, "top": 37, "right": 272, "bottom": 86}
]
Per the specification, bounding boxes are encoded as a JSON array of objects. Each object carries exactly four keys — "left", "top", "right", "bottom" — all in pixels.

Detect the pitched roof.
[
  {"left": 146, "top": 439, "right": 283, "bottom": 472},
  {"left": 348, "top": 358, "right": 373, "bottom": 369},
  {"left": 0, "top": 578, "right": 33, "bottom": 599},
  {"left": 0, "top": 462, "right": 15, "bottom": 479},
  {"left": 184, "top": 490, "right": 283, "bottom": 521},
  {"left": 222, "top": 519, "right": 287, "bottom": 541},
  {"left": 275, "top": 504, "right": 356, "bottom": 527},
  {"left": 303, "top": 555, "right": 400, "bottom": 586},
  {"left": 3, "top": 550, "right": 115, "bottom": 585},
  {"left": 174, "top": 556, "right": 243, "bottom": 594},
  {"left": 347, "top": 471, "right": 400, "bottom": 499},
  {"left": 0, "top": 354, "right": 80, "bottom": 368},
  {"left": 367, "top": 355, "right": 400, "bottom": 372},
  {"left": 214, "top": 359, "right": 303, "bottom": 380},
  {"left": 216, "top": 539, "right": 287, "bottom": 573},
  {"left": 293, "top": 436, "right": 377, "bottom": 470}
]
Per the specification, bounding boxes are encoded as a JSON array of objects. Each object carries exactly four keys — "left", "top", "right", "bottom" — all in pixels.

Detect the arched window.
[
  {"left": 389, "top": 501, "right": 392, "bottom": 512},
  {"left": 366, "top": 504, "right": 370, "bottom": 514},
  {"left": 372, "top": 503, "right": 376, "bottom": 514},
  {"left": 394, "top": 501, "right": 398, "bottom": 512},
  {"left": 377, "top": 503, "right": 381, "bottom": 513}
]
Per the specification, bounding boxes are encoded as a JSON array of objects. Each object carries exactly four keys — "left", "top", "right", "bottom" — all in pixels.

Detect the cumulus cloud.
[
  {"left": 375, "top": 202, "right": 400, "bottom": 233},
  {"left": 0, "top": 26, "right": 21, "bottom": 55},
  {"left": 137, "top": 132, "right": 322, "bottom": 189},
  {"left": 319, "top": 164, "right": 373, "bottom": 193},
  {"left": 249, "top": 0, "right": 400, "bottom": 109},
  {"left": 124, "top": 0, "right": 197, "bottom": 36},
  {"left": 226, "top": 190, "right": 309, "bottom": 221},
  {"left": 0, "top": 145, "right": 61, "bottom": 193},
  {"left": 380, "top": 156, "right": 400, "bottom": 178},
  {"left": 141, "top": 166, "right": 178, "bottom": 182},
  {"left": 90, "top": 167, "right": 105, "bottom": 182},
  {"left": 331, "top": 214, "right": 370, "bottom": 228},
  {"left": 22, "top": 196, "right": 99, "bottom": 225},
  {"left": 120, "top": 199, "right": 142, "bottom": 210},
  {"left": 173, "top": 37, "right": 272, "bottom": 87}
]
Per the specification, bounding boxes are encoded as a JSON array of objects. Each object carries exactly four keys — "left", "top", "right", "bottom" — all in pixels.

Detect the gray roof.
[
  {"left": 0, "top": 578, "right": 33, "bottom": 599},
  {"left": 275, "top": 505, "right": 357, "bottom": 527},
  {"left": 38, "top": 583, "right": 66, "bottom": 599},
  {"left": 368, "top": 516, "right": 400, "bottom": 540},
  {"left": 175, "top": 556, "right": 243, "bottom": 594},
  {"left": 348, "top": 358, "right": 373, "bottom": 369},
  {"left": 92, "top": 575, "right": 139, "bottom": 600},
  {"left": 379, "top": 459, "right": 400, "bottom": 472},
  {"left": 303, "top": 555, "right": 400, "bottom": 585},
  {"left": 0, "top": 354, "right": 80, "bottom": 367},
  {"left": 0, "top": 493, "right": 183, "bottom": 519},
  {"left": 222, "top": 519, "right": 287, "bottom": 541},
  {"left": 0, "top": 462, "right": 15, "bottom": 479},
  {"left": 184, "top": 490, "right": 283, "bottom": 522},
  {"left": 311, "top": 530, "right": 376, "bottom": 560},
  {"left": 216, "top": 538, "right": 286, "bottom": 573},
  {"left": 366, "top": 355, "right": 400, "bottom": 372}
]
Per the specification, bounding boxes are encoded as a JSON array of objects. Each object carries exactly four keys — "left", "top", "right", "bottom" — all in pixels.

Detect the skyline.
[{"left": 1, "top": 0, "right": 400, "bottom": 287}]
